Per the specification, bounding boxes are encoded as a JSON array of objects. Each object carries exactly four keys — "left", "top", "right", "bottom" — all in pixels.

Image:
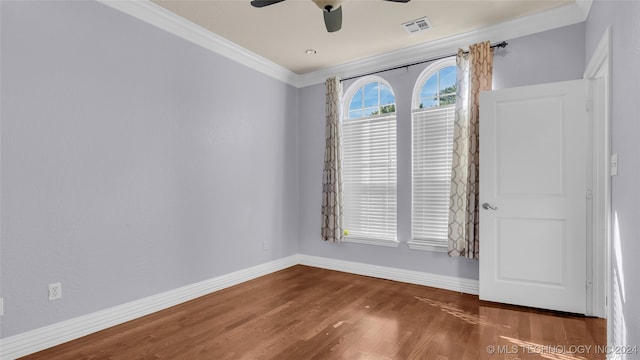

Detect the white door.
[{"left": 479, "top": 79, "right": 588, "bottom": 314}]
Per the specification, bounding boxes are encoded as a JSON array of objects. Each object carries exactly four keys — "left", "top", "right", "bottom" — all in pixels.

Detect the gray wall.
[
  {"left": 298, "top": 23, "right": 585, "bottom": 280},
  {"left": 493, "top": 23, "right": 586, "bottom": 89},
  {"left": 0, "top": 1, "right": 299, "bottom": 337},
  {"left": 585, "top": 0, "right": 640, "bottom": 351}
]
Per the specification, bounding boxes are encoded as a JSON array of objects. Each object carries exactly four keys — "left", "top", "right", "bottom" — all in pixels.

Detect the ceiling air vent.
[{"left": 402, "top": 16, "right": 431, "bottom": 34}]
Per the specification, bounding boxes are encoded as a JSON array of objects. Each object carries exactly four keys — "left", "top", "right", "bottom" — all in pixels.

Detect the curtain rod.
[{"left": 340, "top": 41, "right": 508, "bottom": 82}]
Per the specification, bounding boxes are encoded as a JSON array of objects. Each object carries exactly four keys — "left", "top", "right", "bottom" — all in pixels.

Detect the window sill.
[
  {"left": 407, "top": 239, "right": 448, "bottom": 253},
  {"left": 343, "top": 237, "right": 400, "bottom": 248}
]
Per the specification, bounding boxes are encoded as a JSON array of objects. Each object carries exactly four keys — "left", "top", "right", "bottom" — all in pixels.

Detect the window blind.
[
  {"left": 411, "top": 105, "right": 455, "bottom": 245},
  {"left": 342, "top": 114, "right": 397, "bottom": 242}
]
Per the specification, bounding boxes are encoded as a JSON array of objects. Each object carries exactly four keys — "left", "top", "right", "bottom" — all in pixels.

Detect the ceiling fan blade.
[
  {"left": 323, "top": 5, "right": 342, "bottom": 32},
  {"left": 250, "top": 0, "right": 286, "bottom": 8},
  {"left": 383, "top": 0, "right": 411, "bottom": 2}
]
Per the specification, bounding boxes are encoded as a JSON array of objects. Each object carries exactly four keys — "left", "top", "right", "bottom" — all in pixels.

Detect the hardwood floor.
[{"left": 21, "top": 265, "right": 605, "bottom": 360}]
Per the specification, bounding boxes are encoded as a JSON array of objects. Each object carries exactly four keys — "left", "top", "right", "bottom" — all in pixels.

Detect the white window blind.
[
  {"left": 343, "top": 114, "right": 397, "bottom": 243},
  {"left": 411, "top": 105, "right": 455, "bottom": 249}
]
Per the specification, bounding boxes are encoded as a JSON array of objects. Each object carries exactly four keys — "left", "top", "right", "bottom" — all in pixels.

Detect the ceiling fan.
[{"left": 250, "top": 0, "right": 411, "bottom": 33}]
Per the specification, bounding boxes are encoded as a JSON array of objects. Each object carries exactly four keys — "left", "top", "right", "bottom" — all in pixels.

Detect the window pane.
[
  {"left": 420, "top": 96, "right": 438, "bottom": 108},
  {"left": 440, "top": 94, "right": 456, "bottom": 106},
  {"left": 363, "top": 82, "right": 379, "bottom": 108},
  {"left": 380, "top": 83, "right": 395, "bottom": 106},
  {"left": 379, "top": 104, "right": 396, "bottom": 114},
  {"left": 364, "top": 107, "right": 379, "bottom": 117},
  {"left": 349, "top": 87, "right": 363, "bottom": 110},
  {"left": 349, "top": 109, "right": 363, "bottom": 119},
  {"left": 411, "top": 61, "right": 456, "bottom": 248},
  {"left": 420, "top": 75, "right": 437, "bottom": 103},
  {"left": 439, "top": 66, "right": 456, "bottom": 92}
]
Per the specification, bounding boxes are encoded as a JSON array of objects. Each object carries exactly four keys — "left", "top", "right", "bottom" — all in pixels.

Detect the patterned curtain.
[
  {"left": 321, "top": 77, "right": 344, "bottom": 242},
  {"left": 448, "top": 41, "right": 493, "bottom": 259}
]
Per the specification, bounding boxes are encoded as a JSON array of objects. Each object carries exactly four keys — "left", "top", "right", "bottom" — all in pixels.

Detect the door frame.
[{"left": 583, "top": 26, "right": 611, "bottom": 322}]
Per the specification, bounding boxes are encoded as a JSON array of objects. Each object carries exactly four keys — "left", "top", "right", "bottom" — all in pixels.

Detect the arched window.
[
  {"left": 414, "top": 61, "right": 457, "bottom": 109},
  {"left": 409, "top": 59, "right": 457, "bottom": 251},
  {"left": 347, "top": 80, "right": 396, "bottom": 119},
  {"left": 342, "top": 77, "right": 397, "bottom": 246}
]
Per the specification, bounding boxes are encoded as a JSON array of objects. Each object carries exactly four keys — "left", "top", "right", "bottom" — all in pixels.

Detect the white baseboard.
[
  {"left": 0, "top": 254, "right": 478, "bottom": 359},
  {"left": 0, "top": 255, "right": 298, "bottom": 360},
  {"left": 298, "top": 254, "right": 479, "bottom": 295}
]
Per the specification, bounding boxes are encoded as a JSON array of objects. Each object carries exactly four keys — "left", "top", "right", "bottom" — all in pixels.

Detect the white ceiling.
[{"left": 152, "top": 0, "right": 574, "bottom": 74}]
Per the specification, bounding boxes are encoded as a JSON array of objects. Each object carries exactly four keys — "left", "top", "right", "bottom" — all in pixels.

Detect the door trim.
[{"left": 583, "top": 26, "right": 611, "bottom": 321}]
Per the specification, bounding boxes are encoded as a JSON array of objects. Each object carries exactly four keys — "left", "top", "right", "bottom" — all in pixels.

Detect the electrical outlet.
[
  {"left": 262, "top": 240, "right": 269, "bottom": 250},
  {"left": 0, "top": 297, "right": 4, "bottom": 316},
  {"left": 49, "top": 283, "right": 62, "bottom": 301}
]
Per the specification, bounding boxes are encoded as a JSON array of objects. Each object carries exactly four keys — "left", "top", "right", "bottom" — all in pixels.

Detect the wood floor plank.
[{"left": 20, "top": 265, "right": 606, "bottom": 360}]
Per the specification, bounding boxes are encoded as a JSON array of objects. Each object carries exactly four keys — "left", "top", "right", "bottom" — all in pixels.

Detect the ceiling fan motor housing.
[{"left": 313, "top": 0, "right": 342, "bottom": 12}]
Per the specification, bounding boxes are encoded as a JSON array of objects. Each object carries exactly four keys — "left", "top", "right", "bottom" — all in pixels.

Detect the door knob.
[{"left": 482, "top": 203, "right": 498, "bottom": 210}]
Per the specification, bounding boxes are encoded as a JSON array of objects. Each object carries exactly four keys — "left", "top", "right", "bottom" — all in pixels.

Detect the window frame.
[
  {"left": 341, "top": 76, "right": 399, "bottom": 248},
  {"left": 408, "top": 58, "right": 457, "bottom": 252}
]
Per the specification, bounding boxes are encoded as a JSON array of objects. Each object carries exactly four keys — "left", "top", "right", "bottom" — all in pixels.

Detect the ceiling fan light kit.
[{"left": 250, "top": 0, "right": 411, "bottom": 33}]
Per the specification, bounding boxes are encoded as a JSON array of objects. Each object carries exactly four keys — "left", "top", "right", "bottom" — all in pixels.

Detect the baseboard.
[
  {"left": 0, "top": 254, "right": 478, "bottom": 359},
  {"left": 0, "top": 255, "right": 299, "bottom": 360},
  {"left": 298, "top": 254, "right": 479, "bottom": 295}
]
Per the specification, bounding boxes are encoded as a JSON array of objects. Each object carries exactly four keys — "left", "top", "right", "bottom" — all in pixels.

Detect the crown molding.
[
  {"left": 97, "top": 0, "right": 300, "bottom": 87},
  {"left": 576, "top": 0, "right": 594, "bottom": 19},
  {"left": 297, "top": 0, "right": 593, "bottom": 87},
  {"left": 98, "top": 0, "right": 591, "bottom": 89}
]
